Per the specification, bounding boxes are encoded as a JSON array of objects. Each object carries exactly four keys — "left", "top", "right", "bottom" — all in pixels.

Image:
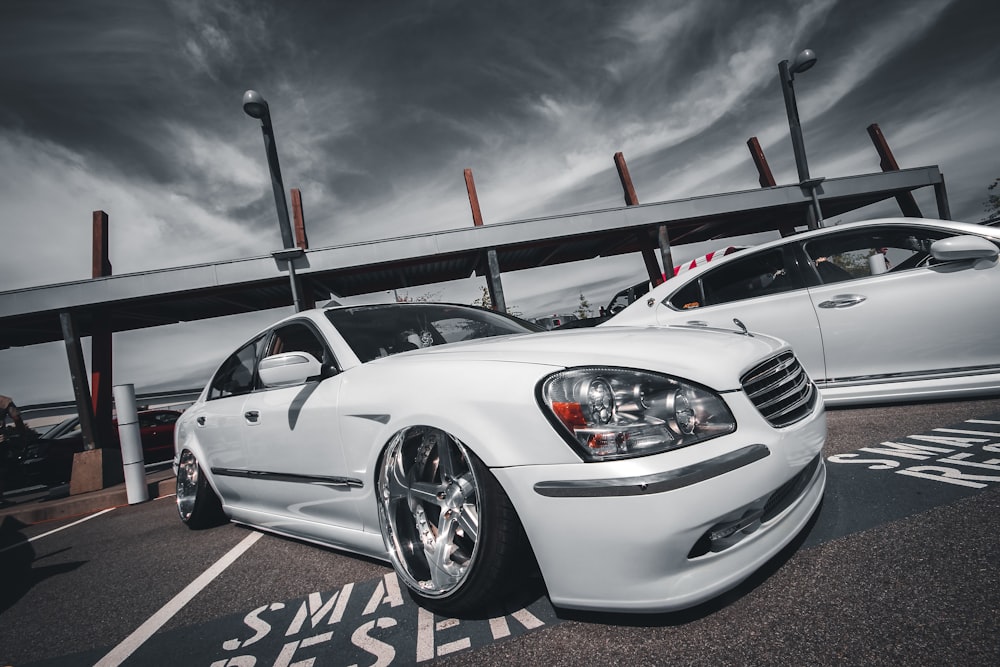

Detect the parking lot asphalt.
[{"left": 2, "top": 396, "right": 1000, "bottom": 666}]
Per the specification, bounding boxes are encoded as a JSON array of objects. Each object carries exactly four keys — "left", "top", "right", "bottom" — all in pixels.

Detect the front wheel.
[
  {"left": 176, "top": 449, "right": 226, "bottom": 529},
  {"left": 376, "top": 427, "right": 528, "bottom": 614}
]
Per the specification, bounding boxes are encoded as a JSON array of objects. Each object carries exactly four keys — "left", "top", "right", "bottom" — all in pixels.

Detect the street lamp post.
[
  {"left": 778, "top": 49, "right": 824, "bottom": 229},
  {"left": 243, "top": 89, "right": 304, "bottom": 311}
]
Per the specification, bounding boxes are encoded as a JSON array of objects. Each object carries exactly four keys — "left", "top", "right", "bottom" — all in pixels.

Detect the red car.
[{"left": 12, "top": 409, "right": 181, "bottom": 486}]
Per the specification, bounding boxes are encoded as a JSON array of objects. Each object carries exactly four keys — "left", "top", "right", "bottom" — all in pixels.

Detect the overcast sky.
[{"left": 1, "top": 0, "right": 998, "bottom": 406}]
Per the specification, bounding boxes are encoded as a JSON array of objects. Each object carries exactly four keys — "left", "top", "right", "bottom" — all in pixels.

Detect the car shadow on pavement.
[
  {"left": 0, "top": 515, "right": 86, "bottom": 615},
  {"left": 551, "top": 499, "right": 824, "bottom": 627}
]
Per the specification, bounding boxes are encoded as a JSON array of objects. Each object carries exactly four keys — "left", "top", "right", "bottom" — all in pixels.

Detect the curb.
[{"left": 0, "top": 473, "right": 176, "bottom": 525}]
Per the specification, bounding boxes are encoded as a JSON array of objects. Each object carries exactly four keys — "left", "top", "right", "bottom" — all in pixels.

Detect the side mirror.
[
  {"left": 930, "top": 235, "right": 999, "bottom": 262},
  {"left": 259, "top": 352, "right": 323, "bottom": 387}
]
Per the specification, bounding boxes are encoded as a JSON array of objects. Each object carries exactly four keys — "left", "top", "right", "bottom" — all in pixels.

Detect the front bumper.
[{"left": 493, "top": 390, "right": 826, "bottom": 612}]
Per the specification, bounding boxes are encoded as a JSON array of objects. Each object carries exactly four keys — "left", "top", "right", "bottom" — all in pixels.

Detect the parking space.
[{"left": 2, "top": 398, "right": 999, "bottom": 666}]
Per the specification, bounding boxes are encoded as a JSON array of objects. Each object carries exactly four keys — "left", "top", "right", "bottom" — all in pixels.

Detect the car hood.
[{"left": 382, "top": 325, "right": 790, "bottom": 390}]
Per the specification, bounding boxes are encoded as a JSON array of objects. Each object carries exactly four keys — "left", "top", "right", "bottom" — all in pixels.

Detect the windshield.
[
  {"left": 325, "top": 303, "right": 539, "bottom": 362},
  {"left": 39, "top": 416, "right": 80, "bottom": 439}
]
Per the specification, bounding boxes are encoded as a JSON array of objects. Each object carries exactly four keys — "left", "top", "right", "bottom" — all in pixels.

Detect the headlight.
[{"left": 539, "top": 367, "right": 736, "bottom": 461}]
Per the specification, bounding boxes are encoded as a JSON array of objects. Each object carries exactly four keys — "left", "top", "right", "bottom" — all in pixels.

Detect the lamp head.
[
  {"left": 242, "top": 89, "right": 269, "bottom": 120},
  {"left": 790, "top": 49, "right": 817, "bottom": 75}
]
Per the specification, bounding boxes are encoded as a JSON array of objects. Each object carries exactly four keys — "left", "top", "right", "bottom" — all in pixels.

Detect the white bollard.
[{"left": 113, "top": 384, "right": 149, "bottom": 504}]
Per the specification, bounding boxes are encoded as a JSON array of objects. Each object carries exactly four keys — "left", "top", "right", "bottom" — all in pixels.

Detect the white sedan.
[
  {"left": 175, "top": 303, "right": 825, "bottom": 613},
  {"left": 610, "top": 218, "right": 1000, "bottom": 406}
]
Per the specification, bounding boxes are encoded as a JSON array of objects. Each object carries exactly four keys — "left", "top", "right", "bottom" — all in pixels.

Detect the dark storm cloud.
[
  {"left": 3, "top": 2, "right": 191, "bottom": 180},
  {"left": 2, "top": 0, "right": 999, "bottom": 404}
]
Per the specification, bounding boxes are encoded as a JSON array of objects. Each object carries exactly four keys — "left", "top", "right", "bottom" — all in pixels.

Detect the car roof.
[
  {"left": 671, "top": 217, "right": 988, "bottom": 279},
  {"left": 609, "top": 217, "right": 997, "bottom": 314}
]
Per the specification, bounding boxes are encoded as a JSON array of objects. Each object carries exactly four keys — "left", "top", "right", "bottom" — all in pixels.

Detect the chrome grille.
[{"left": 741, "top": 352, "right": 816, "bottom": 428}]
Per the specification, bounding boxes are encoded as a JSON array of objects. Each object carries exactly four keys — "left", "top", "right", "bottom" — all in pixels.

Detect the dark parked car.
[{"left": 13, "top": 409, "right": 181, "bottom": 486}]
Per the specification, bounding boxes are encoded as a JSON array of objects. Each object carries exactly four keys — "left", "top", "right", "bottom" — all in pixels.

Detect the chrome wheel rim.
[
  {"left": 176, "top": 450, "right": 199, "bottom": 522},
  {"left": 377, "top": 428, "right": 481, "bottom": 598}
]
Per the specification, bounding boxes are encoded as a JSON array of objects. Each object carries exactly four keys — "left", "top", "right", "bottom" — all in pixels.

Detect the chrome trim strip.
[
  {"left": 753, "top": 372, "right": 811, "bottom": 412},
  {"left": 743, "top": 354, "right": 797, "bottom": 388},
  {"left": 765, "top": 381, "right": 815, "bottom": 421},
  {"left": 533, "top": 444, "right": 770, "bottom": 498},
  {"left": 212, "top": 467, "right": 364, "bottom": 489},
  {"left": 817, "top": 364, "right": 1000, "bottom": 388}
]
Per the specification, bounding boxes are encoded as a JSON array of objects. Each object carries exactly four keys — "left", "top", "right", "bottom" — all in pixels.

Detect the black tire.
[
  {"left": 176, "top": 449, "right": 226, "bottom": 529},
  {"left": 376, "top": 427, "right": 529, "bottom": 615}
]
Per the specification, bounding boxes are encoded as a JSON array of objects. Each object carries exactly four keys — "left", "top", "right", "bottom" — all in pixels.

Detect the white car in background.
[
  {"left": 175, "top": 302, "right": 825, "bottom": 614},
  {"left": 609, "top": 217, "right": 1000, "bottom": 406}
]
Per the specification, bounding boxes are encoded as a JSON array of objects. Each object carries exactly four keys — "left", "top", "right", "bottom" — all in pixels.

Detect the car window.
[
  {"left": 266, "top": 322, "right": 333, "bottom": 365},
  {"left": 326, "top": 303, "right": 534, "bottom": 362},
  {"left": 607, "top": 291, "right": 632, "bottom": 314},
  {"left": 261, "top": 321, "right": 338, "bottom": 384},
  {"left": 139, "top": 412, "right": 178, "bottom": 427},
  {"left": 667, "top": 280, "right": 704, "bottom": 310},
  {"left": 677, "top": 247, "right": 803, "bottom": 308},
  {"left": 56, "top": 420, "right": 83, "bottom": 439},
  {"left": 803, "top": 226, "right": 952, "bottom": 285},
  {"left": 208, "top": 335, "right": 265, "bottom": 400},
  {"left": 157, "top": 412, "right": 180, "bottom": 425}
]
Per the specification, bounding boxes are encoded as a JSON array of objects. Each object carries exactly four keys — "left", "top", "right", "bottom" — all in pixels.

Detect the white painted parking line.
[
  {"left": 935, "top": 427, "right": 1000, "bottom": 437},
  {"left": 0, "top": 507, "right": 116, "bottom": 555},
  {"left": 95, "top": 531, "right": 264, "bottom": 667}
]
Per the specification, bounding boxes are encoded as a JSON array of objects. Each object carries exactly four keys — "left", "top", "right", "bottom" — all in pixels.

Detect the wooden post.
[
  {"left": 614, "top": 152, "right": 640, "bottom": 207},
  {"left": 464, "top": 169, "right": 507, "bottom": 313},
  {"left": 91, "top": 211, "right": 113, "bottom": 448},
  {"left": 615, "top": 152, "right": 669, "bottom": 285},
  {"left": 747, "top": 137, "right": 796, "bottom": 236},
  {"left": 289, "top": 188, "right": 315, "bottom": 309},
  {"left": 291, "top": 188, "right": 309, "bottom": 250},
  {"left": 866, "top": 124, "right": 923, "bottom": 217},
  {"left": 92, "top": 210, "right": 112, "bottom": 278},
  {"left": 747, "top": 137, "right": 777, "bottom": 188}
]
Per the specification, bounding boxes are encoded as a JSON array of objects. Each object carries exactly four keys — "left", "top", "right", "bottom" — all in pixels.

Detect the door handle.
[
  {"left": 196, "top": 416, "right": 206, "bottom": 426},
  {"left": 818, "top": 294, "right": 867, "bottom": 309},
  {"left": 686, "top": 320, "right": 709, "bottom": 327},
  {"left": 244, "top": 410, "right": 260, "bottom": 423}
]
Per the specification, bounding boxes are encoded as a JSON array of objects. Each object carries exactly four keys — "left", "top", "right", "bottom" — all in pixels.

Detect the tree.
[
  {"left": 576, "top": 293, "right": 591, "bottom": 319},
  {"left": 472, "top": 285, "right": 492, "bottom": 310},
  {"left": 471, "top": 285, "right": 522, "bottom": 318},
  {"left": 983, "top": 177, "right": 1000, "bottom": 223},
  {"left": 395, "top": 289, "right": 441, "bottom": 303}
]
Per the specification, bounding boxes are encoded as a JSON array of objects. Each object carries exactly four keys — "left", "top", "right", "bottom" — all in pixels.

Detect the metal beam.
[
  {"left": 60, "top": 312, "right": 97, "bottom": 451},
  {"left": 0, "top": 167, "right": 948, "bottom": 348}
]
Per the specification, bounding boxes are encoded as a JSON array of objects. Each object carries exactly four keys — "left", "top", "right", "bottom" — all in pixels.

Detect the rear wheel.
[
  {"left": 176, "top": 449, "right": 226, "bottom": 529},
  {"left": 376, "top": 427, "right": 528, "bottom": 614}
]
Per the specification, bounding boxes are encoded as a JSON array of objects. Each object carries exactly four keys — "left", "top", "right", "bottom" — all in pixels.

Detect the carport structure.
[{"left": 0, "top": 157, "right": 949, "bottom": 490}]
